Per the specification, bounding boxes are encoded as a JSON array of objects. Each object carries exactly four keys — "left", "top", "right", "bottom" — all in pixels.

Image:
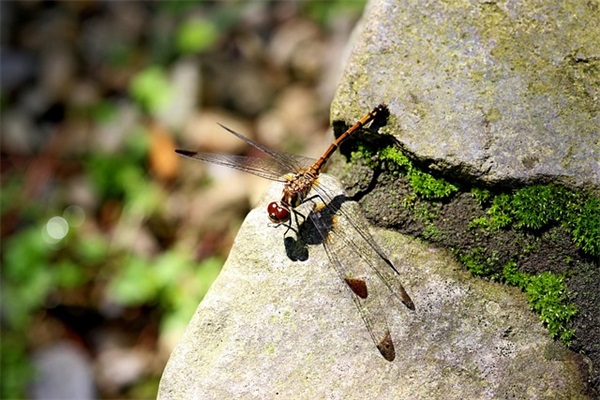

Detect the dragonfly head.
[{"left": 267, "top": 202, "right": 290, "bottom": 223}]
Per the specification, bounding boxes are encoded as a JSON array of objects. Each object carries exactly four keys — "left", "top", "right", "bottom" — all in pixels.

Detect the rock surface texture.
[
  {"left": 332, "top": 0, "right": 599, "bottom": 188},
  {"left": 160, "top": 0, "right": 597, "bottom": 397},
  {"left": 159, "top": 176, "right": 590, "bottom": 399}
]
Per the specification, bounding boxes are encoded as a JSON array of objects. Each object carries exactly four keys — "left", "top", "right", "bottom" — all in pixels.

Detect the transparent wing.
[
  {"left": 176, "top": 150, "right": 289, "bottom": 182},
  {"left": 311, "top": 181, "right": 415, "bottom": 311},
  {"left": 176, "top": 123, "right": 318, "bottom": 181},
  {"left": 215, "top": 124, "right": 317, "bottom": 172},
  {"left": 309, "top": 200, "right": 396, "bottom": 361}
]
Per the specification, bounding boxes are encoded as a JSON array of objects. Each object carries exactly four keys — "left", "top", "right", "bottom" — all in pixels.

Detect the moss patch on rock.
[{"left": 329, "top": 137, "right": 599, "bottom": 388}]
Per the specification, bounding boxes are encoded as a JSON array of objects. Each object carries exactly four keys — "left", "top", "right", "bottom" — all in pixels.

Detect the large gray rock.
[
  {"left": 159, "top": 175, "right": 590, "bottom": 399},
  {"left": 332, "top": 0, "right": 599, "bottom": 188}
]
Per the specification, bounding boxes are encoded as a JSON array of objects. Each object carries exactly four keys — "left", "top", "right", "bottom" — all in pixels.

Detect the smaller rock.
[{"left": 30, "top": 341, "right": 95, "bottom": 400}]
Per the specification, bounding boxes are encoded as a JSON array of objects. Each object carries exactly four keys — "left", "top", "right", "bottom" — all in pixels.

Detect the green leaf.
[
  {"left": 53, "top": 260, "right": 87, "bottom": 288},
  {"left": 129, "top": 66, "right": 172, "bottom": 114},
  {"left": 0, "top": 332, "right": 32, "bottom": 398},
  {"left": 76, "top": 233, "right": 109, "bottom": 264},
  {"left": 176, "top": 19, "right": 219, "bottom": 55},
  {"left": 108, "top": 255, "right": 160, "bottom": 306}
]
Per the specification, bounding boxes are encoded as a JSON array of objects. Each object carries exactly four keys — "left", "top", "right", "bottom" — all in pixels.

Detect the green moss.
[
  {"left": 566, "top": 195, "right": 600, "bottom": 256},
  {"left": 347, "top": 139, "right": 592, "bottom": 347},
  {"left": 470, "top": 187, "right": 492, "bottom": 204},
  {"left": 511, "top": 185, "right": 570, "bottom": 229},
  {"left": 353, "top": 145, "right": 458, "bottom": 200},
  {"left": 503, "top": 262, "right": 577, "bottom": 344},
  {"left": 470, "top": 184, "right": 599, "bottom": 256},
  {"left": 470, "top": 193, "right": 513, "bottom": 230},
  {"left": 409, "top": 203, "right": 441, "bottom": 240},
  {"left": 378, "top": 146, "right": 412, "bottom": 169},
  {"left": 502, "top": 261, "right": 528, "bottom": 288},
  {"left": 460, "top": 185, "right": 591, "bottom": 346},
  {"left": 408, "top": 170, "right": 458, "bottom": 200},
  {"left": 455, "top": 247, "right": 499, "bottom": 277}
]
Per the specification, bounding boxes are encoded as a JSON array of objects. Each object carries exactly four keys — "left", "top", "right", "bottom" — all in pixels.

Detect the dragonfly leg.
[
  {"left": 270, "top": 209, "right": 305, "bottom": 236},
  {"left": 270, "top": 220, "right": 298, "bottom": 235},
  {"left": 302, "top": 193, "right": 324, "bottom": 206}
]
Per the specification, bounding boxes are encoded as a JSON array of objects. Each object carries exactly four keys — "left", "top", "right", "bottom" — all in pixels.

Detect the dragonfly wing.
[
  {"left": 216, "top": 124, "right": 317, "bottom": 172},
  {"left": 175, "top": 150, "right": 291, "bottom": 181},
  {"left": 309, "top": 205, "right": 396, "bottom": 361},
  {"left": 311, "top": 182, "right": 415, "bottom": 310}
]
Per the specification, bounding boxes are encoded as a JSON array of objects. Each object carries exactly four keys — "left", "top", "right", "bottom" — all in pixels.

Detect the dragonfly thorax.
[{"left": 268, "top": 171, "right": 316, "bottom": 223}]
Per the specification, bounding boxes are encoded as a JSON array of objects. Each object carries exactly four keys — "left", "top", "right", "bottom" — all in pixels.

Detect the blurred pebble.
[
  {"left": 186, "top": 171, "right": 250, "bottom": 229},
  {"left": 96, "top": 345, "right": 151, "bottom": 394},
  {"left": 203, "top": 59, "right": 276, "bottom": 117},
  {"left": 113, "top": 218, "right": 160, "bottom": 256},
  {"left": 79, "top": 12, "right": 139, "bottom": 91},
  {"left": 255, "top": 110, "right": 287, "bottom": 149},
  {"left": 92, "top": 102, "right": 140, "bottom": 152},
  {"left": 109, "top": 2, "right": 147, "bottom": 40},
  {"left": 268, "top": 19, "right": 321, "bottom": 69},
  {"left": 227, "top": 66, "right": 273, "bottom": 116},
  {"left": 40, "top": 45, "right": 76, "bottom": 102},
  {"left": 257, "top": 85, "right": 325, "bottom": 154},
  {"left": 20, "top": 85, "right": 53, "bottom": 122},
  {"left": 291, "top": 39, "right": 326, "bottom": 82},
  {"left": 275, "top": 85, "right": 321, "bottom": 136},
  {"left": 317, "top": 13, "right": 358, "bottom": 102},
  {"left": 0, "top": 109, "right": 37, "bottom": 153},
  {"left": 29, "top": 341, "right": 95, "bottom": 400},
  {"left": 0, "top": 48, "right": 36, "bottom": 92},
  {"left": 243, "top": 173, "right": 273, "bottom": 210},
  {"left": 66, "top": 175, "right": 99, "bottom": 211},
  {"left": 155, "top": 59, "right": 201, "bottom": 131},
  {"left": 68, "top": 80, "right": 101, "bottom": 109}
]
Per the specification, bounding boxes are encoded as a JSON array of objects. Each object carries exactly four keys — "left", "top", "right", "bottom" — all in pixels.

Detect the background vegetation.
[{"left": 0, "top": 1, "right": 365, "bottom": 398}]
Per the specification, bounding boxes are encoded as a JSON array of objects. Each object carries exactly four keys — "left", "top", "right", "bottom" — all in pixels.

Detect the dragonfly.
[{"left": 176, "top": 104, "right": 414, "bottom": 361}]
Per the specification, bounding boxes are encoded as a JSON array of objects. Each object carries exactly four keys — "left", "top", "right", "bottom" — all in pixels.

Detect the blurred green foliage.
[
  {"left": 176, "top": 18, "right": 219, "bottom": 55},
  {"left": 0, "top": 122, "right": 223, "bottom": 397},
  {"left": 90, "top": 100, "right": 119, "bottom": 124},
  {"left": 1, "top": 219, "right": 107, "bottom": 398},
  {"left": 302, "top": 0, "right": 367, "bottom": 25},
  {"left": 0, "top": 332, "right": 32, "bottom": 399},
  {"left": 129, "top": 66, "right": 173, "bottom": 114}
]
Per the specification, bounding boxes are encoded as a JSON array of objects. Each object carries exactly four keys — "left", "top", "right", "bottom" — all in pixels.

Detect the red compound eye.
[{"left": 267, "top": 202, "right": 290, "bottom": 223}]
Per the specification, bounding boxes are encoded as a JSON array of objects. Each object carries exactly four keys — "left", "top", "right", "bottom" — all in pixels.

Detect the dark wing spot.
[
  {"left": 345, "top": 277, "right": 368, "bottom": 299},
  {"left": 377, "top": 331, "right": 395, "bottom": 362}
]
